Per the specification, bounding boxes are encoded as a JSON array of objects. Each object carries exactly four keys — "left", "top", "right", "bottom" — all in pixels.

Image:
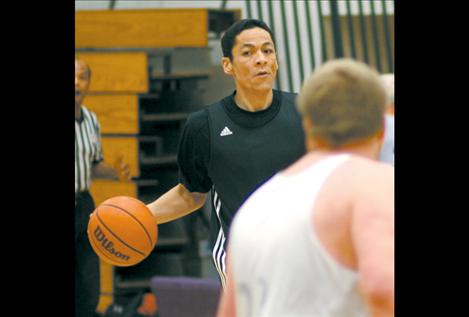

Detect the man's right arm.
[
  {"left": 147, "top": 110, "right": 211, "bottom": 224},
  {"left": 146, "top": 183, "right": 207, "bottom": 224},
  {"left": 352, "top": 163, "right": 394, "bottom": 317}
]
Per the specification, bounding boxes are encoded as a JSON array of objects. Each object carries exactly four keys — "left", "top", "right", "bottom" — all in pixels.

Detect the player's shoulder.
[
  {"left": 186, "top": 98, "right": 226, "bottom": 123},
  {"left": 343, "top": 155, "right": 394, "bottom": 184},
  {"left": 183, "top": 98, "right": 228, "bottom": 137},
  {"left": 345, "top": 154, "right": 393, "bottom": 171},
  {"left": 276, "top": 89, "right": 298, "bottom": 98},
  {"left": 276, "top": 89, "right": 298, "bottom": 105},
  {"left": 184, "top": 108, "right": 209, "bottom": 134},
  {"left": 80, "top": 105, "right": 92, "bottom": 115},
  {"left": 80, "top": 105, "right": 99, "bottom": 122},
  {"left": 186, "top": 108, "right": 208, "bottom": 123},
  {"left": 340, "top": 156, "right": 394, "bottom": 216}
]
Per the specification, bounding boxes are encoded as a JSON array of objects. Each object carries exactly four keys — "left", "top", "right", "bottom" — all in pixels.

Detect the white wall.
[
  {"left": 75, "top": 0, "right": 394, "bottom": 15},
  {"left": 75, "top": 0, "right": 395, "bottom": 93},
  {"left": 75, "top": 0, "right": 110, "bottom": 10}
]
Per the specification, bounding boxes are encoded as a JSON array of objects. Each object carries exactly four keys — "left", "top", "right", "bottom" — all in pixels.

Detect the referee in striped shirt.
[{"left": 75, "top": 58, "right": 130, "bottom": 317}]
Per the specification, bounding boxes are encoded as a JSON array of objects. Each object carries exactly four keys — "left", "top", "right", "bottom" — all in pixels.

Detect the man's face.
[
  {"left": 75, "top": 60, "right": 90, "bottom": 106},
  {"left": 223, "top": 27, "right": 278, "bottom": 91}
]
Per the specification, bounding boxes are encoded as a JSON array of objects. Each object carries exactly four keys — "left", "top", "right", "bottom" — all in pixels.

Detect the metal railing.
[
  {"left": 242, "top": 0, "right": 394, "bottom": 92},
  {"left": 80, "top": 0, "right": 394, "bottom": 93}
]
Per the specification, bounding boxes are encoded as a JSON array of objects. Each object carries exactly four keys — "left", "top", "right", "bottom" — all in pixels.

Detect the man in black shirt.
[{"left": 147, "top": 19, "right": 306, "bottom": 288}]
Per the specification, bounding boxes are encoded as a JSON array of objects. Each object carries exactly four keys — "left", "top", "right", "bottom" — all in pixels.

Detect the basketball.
[{"left": 87, "top": 196, "right": 158, "bottom": 267}]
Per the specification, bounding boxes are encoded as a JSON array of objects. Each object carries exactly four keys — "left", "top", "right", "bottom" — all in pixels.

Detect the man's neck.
[
  {"left": 75, "top": 104, "right": 82, "bottom": 120},
  {"left": 312, "top": 141, "right": 381, "bottom": 161},
  {"left": 234, "top": 88, "right": 273, "bottom": 112},
  {"left": 285, "top": 144, "right": 380, "bottom": 176}
]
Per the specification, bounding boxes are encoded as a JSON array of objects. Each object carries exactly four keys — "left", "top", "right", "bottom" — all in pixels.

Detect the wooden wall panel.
[
  {"left": 76, "top": 9, "right": 208, "bottom": 48},
  {"left": 101, "top": 137, "right": 139, "bottom": 178},
  {"left": 75, "top": 52, "right": 148, "bottom": 93},
  {"left": 84, "top": 94, "right": 139, "bottom": 134}
]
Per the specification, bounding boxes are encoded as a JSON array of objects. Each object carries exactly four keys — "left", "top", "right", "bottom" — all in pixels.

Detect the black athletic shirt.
[{"left": 177, "top": 89, "right": 306, "bottom": 286}]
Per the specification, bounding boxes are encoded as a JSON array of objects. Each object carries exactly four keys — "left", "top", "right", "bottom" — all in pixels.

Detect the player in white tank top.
[
  {"left": 379, "top": 74, "right": 394, "bottom": 166},
  {"left": 231, "top": 154, "right": 372, "bottom": 317},
  {"left": 217, "top": 59, "right": 394, "bottom": 317}
]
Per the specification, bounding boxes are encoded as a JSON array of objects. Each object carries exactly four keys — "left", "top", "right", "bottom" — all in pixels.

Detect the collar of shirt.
[
  {"left": 75, "top": 107, "right": 85, "bottom": 123},
  {"left": 222, "top": 89, "right": 282, "bottom": 128}
]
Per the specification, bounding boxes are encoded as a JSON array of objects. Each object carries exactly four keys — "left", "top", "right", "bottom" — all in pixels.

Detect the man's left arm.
[
  {"left": 216, "top": 254, "right": 237, "bottom": 317},
  {"left": 91, "top": 158, "right": 130, "bottom": 181},
  {"left": 90, "top": 113, "right": 130, "bottom": 181}
]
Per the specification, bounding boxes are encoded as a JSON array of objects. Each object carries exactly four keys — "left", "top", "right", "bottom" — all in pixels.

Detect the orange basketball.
[{"left": 87, "top": 196, "right": 158, "bottom": 267}]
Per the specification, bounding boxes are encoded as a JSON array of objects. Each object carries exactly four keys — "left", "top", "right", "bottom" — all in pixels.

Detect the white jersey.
[
  {"left": 379, "top": 114, "right": 394, "bottom": 166},
  {"left": 229, "top": 154, "right": 370, "bottom": 317}
]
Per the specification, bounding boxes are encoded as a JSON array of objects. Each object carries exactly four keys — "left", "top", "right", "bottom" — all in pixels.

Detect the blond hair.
[
  {"left": 298, "top": 59, "right": 386, "bottom": 148},
  {"left": 380, "top": 73, "right": 394, "bottom": 106}
]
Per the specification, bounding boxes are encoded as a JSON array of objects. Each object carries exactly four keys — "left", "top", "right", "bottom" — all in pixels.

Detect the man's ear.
[
  {"left": 221, "top": 57, "right": 233, "bottom": 75},
  {"left": 378, "top": 116, "right": 386, "bottom": 141},
  {"left": 302, "top": 117, "right": 316, "bottom": 152}
]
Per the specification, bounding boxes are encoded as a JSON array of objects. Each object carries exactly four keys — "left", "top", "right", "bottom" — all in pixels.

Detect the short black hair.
[{"left": 221, "top": 19, "right": 275, "bottom": 61}]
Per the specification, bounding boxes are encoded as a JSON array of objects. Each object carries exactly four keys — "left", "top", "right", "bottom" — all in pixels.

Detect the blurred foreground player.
[
  {"left": 218, "top": 59, "right": 394, "bottom": 317},
  {"left": 379, "top": 73, "right": 394, "bottom": 166}
]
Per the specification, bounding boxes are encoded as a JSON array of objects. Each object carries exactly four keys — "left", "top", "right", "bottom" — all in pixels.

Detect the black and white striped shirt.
[{"left": 75, "top": 106, "right": 103, "bottom": 192}]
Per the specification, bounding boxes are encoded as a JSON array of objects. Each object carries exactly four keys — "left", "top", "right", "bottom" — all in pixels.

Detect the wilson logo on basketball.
[{"left": 94, "top": 226, "right": 130, "bottom": 261}]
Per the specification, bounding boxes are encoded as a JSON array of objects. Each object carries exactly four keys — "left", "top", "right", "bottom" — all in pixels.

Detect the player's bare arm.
[
  {"left": 216, "top": 256, "right": 237, "bottom": 317},
  {"left": 352, "top": 163, "right": 394, "bottom": 316},
  {"left": 146, "top": 184, "right": 207, "bottom": 224},
  {"left": 91, "top": 160, "right": 130, "bottom": 181}
]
